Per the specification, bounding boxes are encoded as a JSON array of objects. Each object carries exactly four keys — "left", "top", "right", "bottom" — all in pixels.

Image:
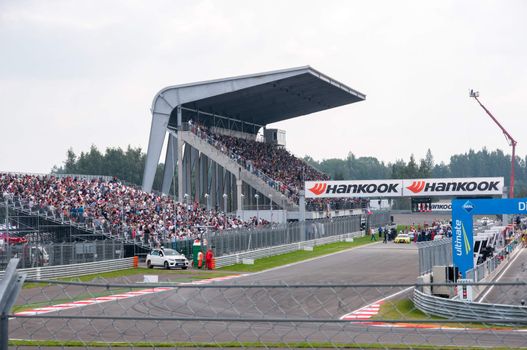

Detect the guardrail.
[
  {"left": 0, "top": 232, "right": 362, "bottom": 278},
  {"left": 0, "top": 257, "right": 134, "bottom": 280},
  {"left": 214, "top": 231, "right": 363, "bottom": 268},
  {"left": 413, "top": 287, "right": 527, "bottom": 323},
  {"left": 414, "top": 240, "right": 524, "bottom": 322}
]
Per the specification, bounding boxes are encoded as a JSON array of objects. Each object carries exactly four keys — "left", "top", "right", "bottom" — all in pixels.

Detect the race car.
[{"left": 394, "top": 233, "right": 411, "bottom": 244}]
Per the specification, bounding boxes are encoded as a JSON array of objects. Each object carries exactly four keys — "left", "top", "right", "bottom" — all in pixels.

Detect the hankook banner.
[
  {"left": 305, "top": 180, "right": 403, "bottom": 198},
  {"left": 305, "top": 177, "right": 504, "bottom": 198},
  {"left": 401, "top": 177, "right": 504, "bottom": 197}
]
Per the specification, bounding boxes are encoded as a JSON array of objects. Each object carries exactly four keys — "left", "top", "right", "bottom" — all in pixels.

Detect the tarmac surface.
[
  {"left": 478, "top": 247, "right": 527, "bottom": 305},
  {"left": 10, "top": 240, "right": 527, "bottom": 348}
]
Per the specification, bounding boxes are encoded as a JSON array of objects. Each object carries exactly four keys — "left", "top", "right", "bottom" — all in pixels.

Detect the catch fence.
[
  {"left": 0, "top": 240, "right": 134, "bottom": 270},
  {"left": 164, "top": 214, "right": 389, "bottom": 258},
  {"left": 2, "top": 258, "right": 527, "bottom": 350},
  {"left": 417, "top": 237, "right": 452, "bottom": 275}
]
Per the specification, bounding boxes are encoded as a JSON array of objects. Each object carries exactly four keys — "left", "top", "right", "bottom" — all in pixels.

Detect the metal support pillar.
[
  {"left": 191, "top": 147, "right": 200, "bottom": 202},
  {"left": 142, "top": 113, "right": 169, "bottom": 192},
  {"left": 177, "top": 132, "right": 184, "bottom": 202},
  {"left": 210, "top": 162, "right": 217, "bottom": 210},
  {"left": 236, "top": 179, "right": 243, "bottom": 216},
  {"left": 216, "top": 165, "right": 224, "bottom": 211},
  {"left": 299, "top": 190, "right": 306, "bottom": 241},
  {"left": 225, "top": 171, "right": 232, "bottom": 212},
  {"left": 182, "top": 145, "right": 192, "bottom": 200},
  {"left": 199, "top": 154, "right": 208, "bottom": 206},
  {"left": 161, "top": 132, "right": 178, "bottom": 195}
]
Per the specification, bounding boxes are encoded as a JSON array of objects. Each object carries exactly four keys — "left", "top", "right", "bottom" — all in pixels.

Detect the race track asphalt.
[
  {"left": 478, "top": 247, "right": 527, "bottom": 305},
  {"left": 10, "top": 241, "right": 527, "bottom": 348}
]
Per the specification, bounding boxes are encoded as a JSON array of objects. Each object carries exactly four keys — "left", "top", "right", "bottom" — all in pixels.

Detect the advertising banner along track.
[{"left": 305, "top": 177, "right": 504, "bottom": 198}]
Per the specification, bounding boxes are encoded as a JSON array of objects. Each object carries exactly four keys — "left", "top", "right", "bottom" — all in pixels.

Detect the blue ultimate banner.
[{"left": 452, "top": 198, "right": 527, "bottom": 277}]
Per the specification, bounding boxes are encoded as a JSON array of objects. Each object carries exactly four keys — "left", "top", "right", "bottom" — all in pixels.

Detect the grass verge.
[
  {"left": 219, "top": 235, "right": 373, "bottom": 273},
  {"left": 373, "top": 298, "right": 526, "bottom": 330},
  {"left": 9, "top": 339, "right": 517, "bottom": 349},
  {"left": 23, "top": 268, "right": 235, "bottom": 289}
]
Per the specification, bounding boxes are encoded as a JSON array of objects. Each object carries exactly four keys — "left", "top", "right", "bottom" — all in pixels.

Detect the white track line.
[
  {"left": 478, "top": 247, "right": 524, "bottom": 303},
  {"left": 248, "top": 239, "right": 381, "bottom": 277}
]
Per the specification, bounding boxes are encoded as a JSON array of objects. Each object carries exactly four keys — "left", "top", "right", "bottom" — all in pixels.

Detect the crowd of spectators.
[
  {"left": 0, "top": 173, "right": 268, "bottom": 247},
  {"left": 188, "top": 121, "right": 366, "bottom": 211}
]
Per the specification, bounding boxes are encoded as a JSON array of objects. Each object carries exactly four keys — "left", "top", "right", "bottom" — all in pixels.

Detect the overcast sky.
[{"left": 1, "top": 0, "right": 526, "bottom": 174}]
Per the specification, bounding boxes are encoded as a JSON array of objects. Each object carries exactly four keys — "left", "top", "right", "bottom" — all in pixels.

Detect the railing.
[
  {"left": 0, "top": 257, "right": 134, "bottom": 280},
  {"left": 1, "top": 195, "right": 151, "bottom": 251},
  {"left": 417, "top": 238, "right": 452, "bottom": 275},
  {"left": 1, "top": 171, "right": 113, "bottom": 182},
  {"left": 161, "top": 215, "right": 363, "bottom": 259},
  {"left": 181, "top": 123, "right": 291, "bottom": 196},
  {"left": 414, "top": 238, "right": 524, "bottom": 321},
  {"left": 0, "top": 240, "right": 130, "bottom": 270},
  {"left": 414, "top": 286, "right": 527, "bottom": 323},
  {"left": 214, "top": 231, "right": 362, "bottom": 268},
  {"left": 466, "top": 239, "right": 520, "bottom": 283}
]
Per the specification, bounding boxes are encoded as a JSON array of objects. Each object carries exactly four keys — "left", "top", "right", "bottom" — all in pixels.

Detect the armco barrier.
[
  {"left": 0, "top": 232, "right": 363, "bottom": 278},
  {"left": 0, "top": 257, "right": 134, "bottom": 280},
  {"left": 414, "top": 240, "right": 524, "bottom": 322},
  {"left": 413, "top": 287, "right": 527, "bottom": 323},
  {"left": 214, "top": 231, "right": 363, "bottom": 268}
]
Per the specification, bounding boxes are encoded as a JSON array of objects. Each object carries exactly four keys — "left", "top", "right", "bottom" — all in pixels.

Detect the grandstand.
[
  {"left": 0, "top": 67, "right": 368, "bottom": 266},
  {"left": 143, "top": 66, "right": 365, "bottom": 221}
]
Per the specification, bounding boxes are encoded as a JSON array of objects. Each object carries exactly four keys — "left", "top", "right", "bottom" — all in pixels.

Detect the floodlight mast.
[{"left": 469, "top": 90, "right": 517, "bottom": 198}]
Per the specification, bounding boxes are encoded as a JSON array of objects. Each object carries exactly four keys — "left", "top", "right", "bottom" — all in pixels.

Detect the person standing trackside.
[
  {"left": 370, "top": 228, "right": 377, "bottom": 241},
  {"left": 383, "top": 229, "right": 388, "bottom": 244},
  {"left": 205, "top": 248, "right": 214, "bottom": 270}
]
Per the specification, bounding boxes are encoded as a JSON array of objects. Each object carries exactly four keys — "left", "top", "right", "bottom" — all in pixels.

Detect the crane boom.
[{"left": 469, "top": 90, "right": 516, "bottom": 198}]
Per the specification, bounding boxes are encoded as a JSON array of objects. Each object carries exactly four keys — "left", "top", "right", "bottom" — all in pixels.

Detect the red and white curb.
[
  {"left": 339, "top": 298, "right": 527, "bottom": 332},
  {"left": 340, "top": 301, "right": 383, "bottom": 320},
  {"left": 180, "top": 273, "right": 248, "bottom": 285},
  {"left": 14, "top": 274, "right": 247, "bottom": 316},
  {"left": 14, "top": 287, "right": 173, "bottom": 316}
]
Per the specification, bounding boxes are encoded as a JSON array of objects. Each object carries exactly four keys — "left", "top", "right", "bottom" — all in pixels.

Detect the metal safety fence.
[
  {"left": 414, "top": 284, "right": 527, "bottom": 323},
  {"left": 417, "top": 237, "right": 452, "bottom": 275},
  {"left": 2, "top": 258, "right": 527, "bottom": 350},
  {"left": 0, "top": 240, "right": 129, "bottom": 270},
  {"left": 165, "top": 214, "right": 385, "bottom": 258},
  {"left": 214, "top": 231, "right": 362, "bottom": 268},
  {"left": 0, "top": 258, "right": 134, "bottom": 280},
  {"left": 466, "top": 239, "right": 521, "bottom": 283}
]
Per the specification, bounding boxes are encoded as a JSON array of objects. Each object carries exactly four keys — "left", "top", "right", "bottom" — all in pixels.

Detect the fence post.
[{"left": 0, "top": 258, "right": 26, "bottom": 350}]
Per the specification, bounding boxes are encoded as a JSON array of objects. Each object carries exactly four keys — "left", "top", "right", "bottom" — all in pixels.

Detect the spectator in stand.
[
  {"left": 186, "top": 122, "right": 365, "bottom": 210},
  {"left": 0, "top": 173, "right": 268, "bottom": 245}
]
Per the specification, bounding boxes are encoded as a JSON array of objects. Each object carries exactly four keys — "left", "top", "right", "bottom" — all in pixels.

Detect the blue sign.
[{"left": 452, "top": 198, "right": 527, "bottom": 277}]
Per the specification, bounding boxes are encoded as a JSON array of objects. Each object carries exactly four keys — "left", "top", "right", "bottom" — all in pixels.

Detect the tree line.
[
  {"left": 303, "top": 148, "right": 527, "bottom": 197},
  {"left": 53, "top": 146, "right": 527, "bottom": 197},
  {"left": 52, "top": 146, "right": 166, "bottom": 192}
]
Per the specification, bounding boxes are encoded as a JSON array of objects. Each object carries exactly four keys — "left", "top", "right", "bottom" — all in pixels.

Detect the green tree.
[{"left": 53, "top": 145, "right": 169, "bottom": 193}]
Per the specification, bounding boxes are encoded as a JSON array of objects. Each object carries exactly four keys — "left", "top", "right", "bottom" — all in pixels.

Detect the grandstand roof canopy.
[{"left": 154, "top": 66, "right": 365, "bottom": 127}]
